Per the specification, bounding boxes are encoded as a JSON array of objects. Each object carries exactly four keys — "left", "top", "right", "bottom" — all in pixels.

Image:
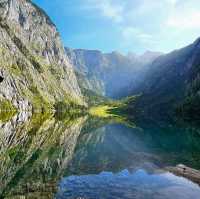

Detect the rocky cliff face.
[
  {"left": 0, "top": 0, "right": 84, "bottom": 111},
  {"left": 66, "top": 47, "right": 161, "bottom": 98}
]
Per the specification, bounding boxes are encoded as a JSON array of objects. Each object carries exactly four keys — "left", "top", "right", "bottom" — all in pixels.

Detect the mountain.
[
  {"left": 66, "top": 47, "right": 161, "bottom": 98},
  {"left": 128, "top": 50, "right": 162, "bottom": 65},
  {"left": 0, "top": 0, "right": 84, "bottom": 111},
  {"left": 133, "top": 38, "right": 200, "bottom": 120}
]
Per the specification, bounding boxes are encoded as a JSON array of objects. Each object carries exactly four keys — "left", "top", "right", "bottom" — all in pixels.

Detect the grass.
[
  {"left": 88, "top": 95, "right": 140, "bottom": 128},
  {"left": 9, "top": 65, "right": 22, "bottom": 76},
  {"left": 89, "top": 105, "right": 136, "bottom": 128},
  {"left": 0, "top": 111, "right": 16, "bottom": 123},
  {"left": 88, "top": 95, "right": 135, "bottom": 118},
  {"left": 0, "top": 99, "right": 16, "bottom": 111},
  {"left": 89, "top": 95, "right": 139, "bottom": 118},
  {"left": 0, "top": 99, "right": 17, "bottom": 122},
  {"left": 89, "top": 105, "right": 116, "bottom": 118}
]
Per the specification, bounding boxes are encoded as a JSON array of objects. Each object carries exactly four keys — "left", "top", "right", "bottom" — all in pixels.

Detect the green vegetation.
[
  {"left": 81, "top": 88, "right": 112, "bottom": 106},
  {"left": 54, "top": 101, "right": 87, "bottom": 121},
  {"left": 88, "top": 95, "right": 139, "bottom": 127},
  {"left": 176, "top": 71, "right": 200, "bottom": 121},
  {"left": 0, "top": 99, "right": 17, "bottom": 122},
  {"left": 105, "top": 95, "right": 139, "bottom": 116},
  {"left": 176, "top": 95, "right": 200, "bottom": 121},
  {"left": 9, "top": 64, "right": 22, "bottom": 76},
  {"left": 0, "top": 111, "right": 16, "bottom": 123},
  {"left": 0, "top": 99, "right": 16, "bottom": 111},
  {"left": 22, "top": 86, "right": 53, "bottom": 112},
  {"left": 89, "top": 105, "right": 116, "bottom": 118}
]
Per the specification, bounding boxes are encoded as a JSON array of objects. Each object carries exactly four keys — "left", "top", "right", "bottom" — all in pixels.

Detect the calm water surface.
[{"left": 1, "top": 113, "right": 200, "bottom": 198}]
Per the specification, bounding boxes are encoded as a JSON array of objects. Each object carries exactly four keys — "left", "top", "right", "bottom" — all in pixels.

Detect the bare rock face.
[{"left": 0, "top": 0, "right": 84, "bottom": 111}]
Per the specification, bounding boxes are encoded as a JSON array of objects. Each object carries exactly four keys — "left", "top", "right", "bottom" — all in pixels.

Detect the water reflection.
[
  {"left": 57, "top": 169, "right": 200, "bottom": 199},
  {"left": 0, "top": 112, "right": 87, "bottom": 198},
  {"left": 1, "top": 113, "right": 200, "bottom": 198},
  {"left": 67, "top": 122, "right": 200, "bottom": 176}
]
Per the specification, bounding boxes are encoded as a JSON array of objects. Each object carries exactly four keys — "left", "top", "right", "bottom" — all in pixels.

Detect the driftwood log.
[{"left": 166, "top": 164, "right": 200, "bottom": 185}]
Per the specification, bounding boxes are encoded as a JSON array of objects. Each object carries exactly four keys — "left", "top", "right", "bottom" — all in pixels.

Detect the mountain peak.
[
  {"left": 110, "top": 51, "right": 124, "bottom": 56},
  {"left": 127, "top": 52, "right": 137, "bottom": 60},
  {"left": 141, "top": 50, "right": 163, "bottom": 57}
]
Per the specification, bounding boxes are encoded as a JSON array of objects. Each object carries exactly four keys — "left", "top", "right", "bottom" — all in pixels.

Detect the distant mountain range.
[
  {"left": 66, "top": 38, "right": 200, "bottom": 120},
  {"left": 66, "top": 47, "right": 162, "bottom": 98}
]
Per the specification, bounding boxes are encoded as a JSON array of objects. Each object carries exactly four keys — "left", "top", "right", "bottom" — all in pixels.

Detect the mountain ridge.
[
  {"left": 0, "top": 0, "right": 85, "bottom": 111},
  {"left": 131, "top": 37, "right": 200, "bottom": 120},
  {"left": 66, "top": 47, "right": 162, "bottom": 98}
]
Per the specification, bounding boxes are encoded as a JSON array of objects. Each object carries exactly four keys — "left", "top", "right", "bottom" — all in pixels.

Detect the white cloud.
[
  {"left": 167, "top": 0, "right": 200, "bottom": 30},
  {"left": 166, "top": 0, "right": 178, "bottom": 5},
  {"left": 86, "top": 0, "right": 124, "bottom": 23},
  {"left": 122, "top": 26, "right": 156, "bottom": 45},
  {"left": 83, "top": 0, "right": 200, "bottom": 52},
  {"left": 167, "top": 11, "right": 200, "bottom": 29},
  {"left": 122, "top": 27, "right": 139, "bottom": 39}
]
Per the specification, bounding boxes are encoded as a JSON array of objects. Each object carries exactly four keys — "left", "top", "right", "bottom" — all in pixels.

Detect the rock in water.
[
  {"left": 0, "top": 0, "right": 85, "bottom": 111},
  {"left": 166, "top": 164, "right": 200, "bottom": 186}
]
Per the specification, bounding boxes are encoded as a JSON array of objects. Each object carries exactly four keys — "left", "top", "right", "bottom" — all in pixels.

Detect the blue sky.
[{"left": 33, "top": 0, "right": 200, "bottom": 54}]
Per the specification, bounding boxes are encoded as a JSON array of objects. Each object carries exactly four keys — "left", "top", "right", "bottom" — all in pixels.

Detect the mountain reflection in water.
[{"left": 1, "top": 112, "right": 200, "bottom": 199}]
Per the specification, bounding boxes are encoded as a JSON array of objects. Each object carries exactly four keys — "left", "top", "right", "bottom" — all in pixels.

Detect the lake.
[{"left": 1, "top": 112, "right": 200, "bottom": 198}]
